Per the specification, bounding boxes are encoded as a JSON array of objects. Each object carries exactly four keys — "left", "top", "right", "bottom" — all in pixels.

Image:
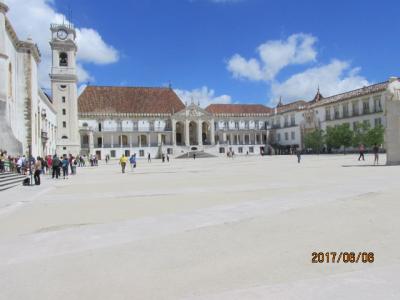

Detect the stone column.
[
  {"left": 172, "top": 120, "right": 176, "bottom": 146},
  {"left": 139, "top": 135, "right": 141, "bottom": 148},
  {"left": 385, "top": 78, "right": 400, "bottom": 165},
  {"left": 148, "top": 134, "right": 151, "bottom": 147},
  {"left": 197, "top": 120, "right": 203, "bottom": 146},
  {"left": 88, "top": 130, "right": 94, "bottom": 155},
  {"left": 185, "top": 120, "right": 190, "bottom": 146},
  {"left": 349, "top": 101, "right": 353, "bottom": 116},
  {"left": 111, "top": 135, "right": 114, "bottom": 148},
  {"left": 210, "top": 120, "right": 215, "bottom": 145}
]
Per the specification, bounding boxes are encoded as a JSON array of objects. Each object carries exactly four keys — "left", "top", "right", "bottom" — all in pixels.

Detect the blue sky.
[{"left": 6, "top": 0, "right": 400, "bottom": 107}]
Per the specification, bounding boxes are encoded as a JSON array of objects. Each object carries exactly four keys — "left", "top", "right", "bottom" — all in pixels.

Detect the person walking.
[
  {"left": 358, "top": 144, "right": 365, "bottom": 161},
  {"left": 52, "top": 155, "right": 60, "bottom": 179},
  {"left": 105, "top": 154, "right": 110, "bottom": 164},
  {"left": 193, "top": 153, "right": 196, "bottom": 160},
  {"left": 167, "top": 154, "right": 170, "bottom": 162},
  {"left": 120, "top": 154, "right": 128, "bottom": 173},
  {"left": 34, "top": 157, "right": 42, "bottom": 185},
  {"left": 373, "top": 144, "right": 380, "bottom": 165},
  {"left": 129, "top": 154, "right": 136, "bottom": 170},
  {"left": 296, "top": 149, "right": 301, "bottom": 163},
  {"left": 61, "top": 155, "right": 69, "bottom": 179},
  {"left": 162, "top": 153, "right": 165, "bottom": 163},
  {"left": 147, "top": 153, "right": 151, "bottom": 163}
]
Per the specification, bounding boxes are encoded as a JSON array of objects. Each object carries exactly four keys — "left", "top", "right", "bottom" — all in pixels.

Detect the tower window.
[
  {"left": 62, "top": 109, "right": 66, "bottom": 115},
  {"left": 62, "top": 136, "right": 68, "bottom": 139},
  {"left": 59, "top": 52, "right": 68, "bottom": 67},
  {"left": 63, "top": 121, "right": 67, "bottom": 128},
  {"left": 62, "top": 96, "right": 66, "bottom": 103}
]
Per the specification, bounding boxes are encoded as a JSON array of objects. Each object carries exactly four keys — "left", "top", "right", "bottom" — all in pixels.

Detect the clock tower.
[{"left": 50, "top": 23, "right": 80, "bottom": 156}]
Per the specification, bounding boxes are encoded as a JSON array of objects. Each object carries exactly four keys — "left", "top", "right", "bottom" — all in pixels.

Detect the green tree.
[
  {"left": 325, "top": 124, "right": 353, "bottom": 154},
  {"left": 325, "top": 126, "right": 340, "bottom": 150},
  {"left": 303, "top": 129, "right": 325, "bottom": 153},
  {"left": 352, "top": 122, "right": 370, "bottom": 147},
  {"left": 365, "top": 124, "right": 385, "bottom": 146}
]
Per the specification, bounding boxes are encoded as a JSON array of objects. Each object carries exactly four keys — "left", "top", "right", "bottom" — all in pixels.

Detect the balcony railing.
[{"left": 98, "top": 125, "right": 171, "bottom": 132}]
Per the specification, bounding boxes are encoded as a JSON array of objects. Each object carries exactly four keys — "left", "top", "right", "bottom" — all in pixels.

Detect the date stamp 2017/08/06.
[{"left": 311, "top": 252, "right": 374, "bottom": 264}]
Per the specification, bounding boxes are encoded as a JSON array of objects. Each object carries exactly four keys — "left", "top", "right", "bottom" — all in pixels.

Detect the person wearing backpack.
[
  {"left": 52, "top": 155, "right": 61, "bottom": 179},
  {"left": 62, "top": 155, "right": 69, "bottom": 179}
]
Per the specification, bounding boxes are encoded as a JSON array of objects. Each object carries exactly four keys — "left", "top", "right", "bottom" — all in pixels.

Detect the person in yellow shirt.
[{"left": 119, "top": 154, "right": 128, "bottom": 173}]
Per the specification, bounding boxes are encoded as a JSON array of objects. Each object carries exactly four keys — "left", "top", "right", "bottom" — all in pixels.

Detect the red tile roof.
[
  {"left": 276, "top": 100, "right": 308, "bottom": 113},
  {"left": 205, "top": 104, "right": 271, "bottom": 115},
  {"left": 78, "top": 86, "right": 185, "bottom": 115},
  {"left": 309, "top": 81, "right": 389, "bottom": 108}
]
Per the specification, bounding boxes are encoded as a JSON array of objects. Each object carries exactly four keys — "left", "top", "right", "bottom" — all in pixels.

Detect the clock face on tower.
[{"left": 57, "top": 29, "right": 68, "bottom": 40}]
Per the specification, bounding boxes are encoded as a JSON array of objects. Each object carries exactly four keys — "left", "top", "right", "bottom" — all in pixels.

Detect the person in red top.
[
  {"left": 47, "top": 155, "right": 53, "bottom": 172},
  {"left": 358, "top": 144, "right": 365, "bottom": 161}
]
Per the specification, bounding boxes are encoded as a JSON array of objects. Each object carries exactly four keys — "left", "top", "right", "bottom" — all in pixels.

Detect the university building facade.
[{"left": 0, "top": 1, "right": 396, "bottom": 159}]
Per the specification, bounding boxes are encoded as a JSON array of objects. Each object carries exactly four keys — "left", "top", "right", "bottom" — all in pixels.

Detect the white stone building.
[
  {"left": 77, "top": 88, "right": 270, "bottom": 159},
  {"left": 0, "top": 2, "right": 57, "bottom": 157},
  {"left": 1, "top": 0, "right": 398, "bottom": 160},
  {"left": 267, "top": 82, "right": 389, "bottom": 153}
]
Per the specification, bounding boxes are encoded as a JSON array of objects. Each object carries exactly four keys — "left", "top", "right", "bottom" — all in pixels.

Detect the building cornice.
[
  {"left": 0, "top": 2, "right": 9, "bottom": 14},
  {"left": 49, "top": 40, "right": 77, "bottom": 52},
  {"left": 78, "top": 112, "right": 173, "bottom": 119},
  {"left": 38, "top": 89, "right": 57, "bottom": 114},
  {"left": 5, "top": 17, "right": 41, "bottom": 63},
  {"left": 213, "top": 113, "right": 269, "bottom": 118},
  {"left": 50, "top": 74, "right": 78, "bottom": 82}
]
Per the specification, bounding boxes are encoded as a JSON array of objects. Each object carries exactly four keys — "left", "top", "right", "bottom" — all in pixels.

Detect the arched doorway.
[
  {"left": 119, "top": 135, "right": 128, "bottom": 146},
  {"left": 202, "top": 121, "right": 211, "bottom": 145},
  {"left": 175, "top": 121, "right": 184, "bottom": 145},
  {"left": 189, "top": 121, "right": 198, "bottom": 145},
  {"left": 139, "top": 135, "right": 147, "bottom": 147},
  {"left": 81, "top": 134, "right": 89, "bottom": 147}
]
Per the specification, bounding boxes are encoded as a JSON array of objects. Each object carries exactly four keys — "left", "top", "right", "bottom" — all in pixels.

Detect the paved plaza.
[{"left": 0, "top": 154, "right": 399, "bottom": 299}]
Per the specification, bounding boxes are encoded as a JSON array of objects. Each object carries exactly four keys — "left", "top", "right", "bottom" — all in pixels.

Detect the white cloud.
[
  {"left": 174, "top": 86, "right": 232, "bottom": 108},
  {"left": 76, "top": 64, "right": 94, "bottom": 83},
  {"left": 228, "top": 33, "right": 370, "bottom": 105},
  {"left": 77, "top": 84, "right": 87, "bottom": 96},
  {"left": 4, "top": 0, "right": 119, "bottom": 88},
  {"left": 270, "top": 59, "right": 370, "bottom": 104},
  {"left": 76, "top": 28, "right": 118, "bottom": 64},
  {"left": 227, "top": 33, "right": 317, "bottom": 81}
]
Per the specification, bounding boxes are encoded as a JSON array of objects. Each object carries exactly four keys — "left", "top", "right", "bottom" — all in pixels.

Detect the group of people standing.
[
  {"left": 358, "top": 144, "right": 381, "bottom": 165},
  {"left": 48, "top": 154, "right": 77, "bottom": 180}
]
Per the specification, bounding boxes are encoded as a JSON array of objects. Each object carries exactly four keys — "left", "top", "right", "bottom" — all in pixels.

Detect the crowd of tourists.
[{"left": 0, "top": 149, "right": 87, "bottom": 186}]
